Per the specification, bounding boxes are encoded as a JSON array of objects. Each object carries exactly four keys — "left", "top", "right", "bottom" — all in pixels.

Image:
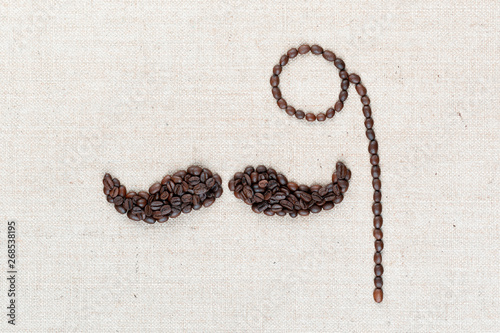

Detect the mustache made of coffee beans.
[
  {"left": 270, "top": 44, "right": 384, "bottom": 303},
  {"left": 228, "top": 163, "right": 350, "bottom": 217},
  {"left": 102, "top": 166, "right": 223, "bottom": 224}
]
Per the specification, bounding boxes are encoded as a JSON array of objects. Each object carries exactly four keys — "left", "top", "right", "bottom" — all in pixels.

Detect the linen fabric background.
[{"left": 0, "top": 0, "right": 499, "bottom": 332}]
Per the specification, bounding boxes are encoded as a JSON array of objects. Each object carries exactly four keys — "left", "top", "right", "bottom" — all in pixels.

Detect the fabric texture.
[{"left": 0, "top": 0, "right": 499, "bottom": 332}]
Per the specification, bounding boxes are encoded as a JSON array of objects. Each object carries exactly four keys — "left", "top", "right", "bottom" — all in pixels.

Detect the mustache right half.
[{"left": 228, "top": 162, "right": 351, "bottom": 217}]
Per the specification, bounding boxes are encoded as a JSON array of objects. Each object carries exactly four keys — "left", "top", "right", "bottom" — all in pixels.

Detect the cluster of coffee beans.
[
  {"left": 103, "top": 166, "right": 223, "bottom": 224},
  {"left": 228, "top": 162, "right": 350, "bottom": 217}
]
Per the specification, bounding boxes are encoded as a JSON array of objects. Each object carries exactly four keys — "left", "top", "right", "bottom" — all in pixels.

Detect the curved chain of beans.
[{"left": 270, "top": 44, "right": 384, "bottom": 303}]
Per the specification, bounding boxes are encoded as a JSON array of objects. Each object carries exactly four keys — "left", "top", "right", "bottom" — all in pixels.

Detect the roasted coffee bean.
[
  {"left": 372, "top": 165, "right": 381, "bottom": 178},
  {"left": 194, "top": 183, "right": 208, "bottom": 195},
  {"left": 113, "top": 196, "right": 124, "bottom": 206},
  {"left": 295, "top": 110, "right": 305, "bottom": 119},
  {"left": 280, "top": 54, "right": 289, "bottom": 66},
  {"left": 375, "top": 240, "right": 384, "bottom": 252},
  {"left": 361, "top": 95, "right": 370, "bottom": 105},
  {"left": 374, "top": 216, "right": 383, "bottom": 228},
  {"left": 316, "top": 113, "right": 326, "bottom": 121},
  {"left": 298, "top": 44, "right": 310, "bottom": 54},
  {"left": 369, "top": 140, "right": 378, "bottom": 154},
  {"left": 373, "top": 288, "right": 383, "bottom": 303},
  {"left": 371, "top": 154, "right": 380, "bottom": 166},
  {"left": 348, "top": 74, "right": 360, "bottom": 84},
  {"left": 323, "top": 50, "right": 335, "bottom": 61},
  {"left": 374, "top": 264, "right": 384, "bottom": 276},
  {"left": 373, "top": 228, "right": 383, "bottom": 240},
  {"left": 189, "top": 176, "right": 201, "bottom": 186},
  {"left": 273, "top": 64, "right": 282, "bottom": 75},
  {"left": 115, "top": 205, "right": 126, "bottom": 214},
  {"left": 334, "top": 58, "right": 345, "bottom": 70},
  {"left": 373, "top": 190, "right": 382, "bottom": 203},
  {"left": 356, "top": 83, "right": 367, "bottom": 96},
  {"left": 110, "top": 187, "right": 119, "bottom": 198},
  {"left": 341, "top": 79, "right": 350, "bottom": 91},
  {"left": 323, "top": 202, "right": 334, "bottom": 210},
  {"left": 326, "top": 108, "right": 335, "bottom": 118},
  {"left": 373, "top": 178, "right": 381, "bottom": 191},
  {"left": 305, "top": 113, "right": 316, "bottom": 121},
  {"left": 334, "top": 101, "right": 343, "bottom": 112},
  {"left": 277, "top": 98, "right": 287, "bottom": 109},
  {"left": 287, "top": 48, "right": 298, "bottom": 58},
  {"left": 144, "top": 205, "right": 153, "bottom": 216},
  {"left": 339, "top": 90, "right": 348, "bottom": 102},
  {"left": 272, "top": 87, "right": 281, "bottom": 100},
  {"left": 123, "top": 198, "right": 133, "bottom": 211},
  {"left": 311, "top": 45, "right": 323, "bottom": 54},
  {"left": 374, "top": 276, "right": 383, "bottom": 288},
  {"left": 286, "top": 106, "right": 296, "bottom": 116}
]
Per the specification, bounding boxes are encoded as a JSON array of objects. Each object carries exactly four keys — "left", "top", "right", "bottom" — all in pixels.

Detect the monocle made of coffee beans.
[
  {"left": 103, "top": 166, "right": 223, "bottom": 224},
  {"left": 268, "top": 45, "right": 384, "bottom": 303},
  {"left": 228, "top": 162, "right": 350, "bottom": 217}
]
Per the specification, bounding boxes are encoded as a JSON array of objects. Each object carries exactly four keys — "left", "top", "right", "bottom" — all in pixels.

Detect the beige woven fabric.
[{"left": 0, "top": 0, "right": 499, "bottom": 332}]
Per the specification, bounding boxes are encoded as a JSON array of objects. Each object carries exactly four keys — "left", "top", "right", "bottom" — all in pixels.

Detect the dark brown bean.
[
  {"left": 372, "top": 166, "right": 381, "bottom": 178},
  {"left": 322, "top": 50, "right": 335, "bottom": 61},
  {"left": 361, "top": 95, "right": 370, "bottom": 105},
  {"left": 334, "top": 58, "right": 345, "bottom": 70},
  {"left": 365, "top": 117, "right": 374, "bottom": 129},
  {"left": 305, "top": 113, "right": 316, "bottom": 122},
  {"left": 356, "top": 83, "right": 367, "bottom": 96},
  {"left": 273, "top": 65, "right": 282, "bottom": 75},
  {"left": 339, "top": 90, "right": 348, "bottom": 102},
  {"left": 374, "top": 277, "right": 383, "bottom": 288},
  {"left": 369, "top": 140, "right": 378, "bottom": 154},
  {"left": 270, "top": 75, "right": 279, "bottom": 87},
  {"left": 311, "top": 45, "right": 323, "bottom": 54},
  {"left": 286, "top": 106, "right": 296, "bottom": 116},
  {"left": 272, "top": 87, "right": 281, "bottom": 100},
  {"left": 334, "top": 101, "right": 343, "bottom": 112},
  {"left": 373, "top": 228, "right": 383, "bottom": 240},
  {"left": 115, "top": 205, "right": 126, "bottom": 214},
  {"left": 374, "top": 216, "right": 383, "bottom": 228},
  {"left": 287, "top": 48, "right": 298, "bottom": 58},
  {"left": 348, "top": 74, "right": 360, "bottom": 84},
  {"left": 341, "top": 79, "right": 349, "bottom": 90},
  {"left": 280, "top": 55, "right": 289, "bottom": 66},
  {"left": 374, "top": 191, "right": 382, "bottom": 203},
  {"left": 326, "top": 108, "right": 335, "bottom": 118},
  {"left": 373, "top": 178, "right": 381, "bottom": 191},
  {"left": 317, "top": 113, "right": 326, "bottom": 121},
  {"left": 371, "top": 154, "right": 379, "bottom": 166},
  {"left": 298, "top": 44, "right": 310, "bottom": 54},
  {"left": 374, "top": 252, "right": 382, "bottom": 264},
  {"left": 295, "top": 110, "right": 305, "bottom": 119},
  {"left": 373, "top": 288, "right": 383, "bottom": 303},
  {"left": 375, "top": 240, "right": 384, "bottom": 252},
  {"left": 277, "top": 98, "right": 287, "bottom": 109},
  {"left": 374, "top": 264, "right": 384, "bottom": 276},
  {"left": 363, "top": 105, "right": 372, "bottom": 118}
]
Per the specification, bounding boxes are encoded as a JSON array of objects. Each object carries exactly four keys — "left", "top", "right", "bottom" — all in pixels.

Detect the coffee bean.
[
  {"left": 356, "top": 83, "right": 367, "bottom": 96},
  {"left": 369, "top": 140, "right": 378, "bottom": 154},
  {"left": 374, "top": 276, "right": 383, "bottom": 288},
  {"left": 375, "top": 240, "right": 384, "bottom": 252},
  {"left": 113, "top": 196, "right": 124, "bottom": 206},
  {"left": 374, "top": 264, "right": 384, "bottom": 276},
  {"left": 374, "top": 216, "right": 383, "bottom": 228},
  {"left": 311, "top": 45, "right": 323, "bottom": 54},
  {"left": 334, "top": 58, "right": 345, "bottom": 70},
  {"left": 272, "top": 87, "right": 282, "bottom": 100},
  {"left": 339, "top": 90, "right": 348, "bottom": 102},
  {"left": 276, "top": 52, "right": 288, "bottom": 65},
  {"left": 372, "top": 165, "right": 381, "bottom": 178},
  {"left": 373, "top": 178, "right": 381, "bottom": 191},
  {"left": 373, "top": 228, "right": 383, "bottom": 240},
  {"left": 306, "top": 113, "right": 316, "bottom": 122},
  {"left": 273, "top": 64, "right": 282, "bottom": 75},
  {"left": 115, "top": 205, "right": 126, "bottom": 214},
  {"left": 317, "top": 113, "right": 326, "bottom": 121},
  {"left": 365, "top": 117, "right": 374, "bottom": 129},
  {"left": 373, "top": 288, "right": 383, "bottom": 303},
  {"left": 270, "top": 75, "right": 279, "bottom": 87},
  {"left": 295, "top": 110, "right": 305, "bottom": 119},
  {"left": 341, "top": 79, "right": 349, "bottom": 90},
  {"left": 361, "top": 95, "right": 370, "bottom": 106},
  {"left": 323, "top": 50, "right": 335, "bottom": 61},
  {"left": 286, "top": 106, "right": 296, "bottom": 116},
  {"left": 287, "top": 48, "right": 298, "bottom": 58},
  {"left": 326, "top": 108, "right": 335, "bottom": 118},
  {"left": 298, "top": 44, "right": 310, "bottom": 54},
  {"left": 348, "top": 74, "right": 360, "bottom": 84}
]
